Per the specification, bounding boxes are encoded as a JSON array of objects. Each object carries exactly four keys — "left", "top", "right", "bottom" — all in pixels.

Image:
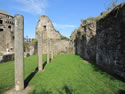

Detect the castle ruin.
[
  {"left": 35, "top": 15, "right": 71, "bottom": 54},
  {"left": 0, "top": 10, "right": 14, "bottom": 54}
]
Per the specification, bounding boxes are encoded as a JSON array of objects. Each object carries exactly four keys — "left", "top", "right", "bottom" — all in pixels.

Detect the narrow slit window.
[
  {"left": 43, "top": 25, "right": 47, "bottom": 31},
  {"left": 0, "top": 20, "right": 3, "bottom": 24}
]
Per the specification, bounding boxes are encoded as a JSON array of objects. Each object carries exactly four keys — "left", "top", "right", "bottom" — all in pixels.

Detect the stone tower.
[{"left": 0, "top": 10, "right": 14, "bottom": 53}]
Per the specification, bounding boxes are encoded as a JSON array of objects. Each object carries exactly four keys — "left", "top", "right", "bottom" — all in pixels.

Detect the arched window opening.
[
  {"left": 0, "top": 29, "right": 3, "bottom": 32},
  {"left": 8, "top": 25, "right": 11, "bottom": 29},
  {"left": 12, "top": 36, "right": 14, "bottom": 40},
  {"left": 43, "top": 25, "right": 47, "bottom": 31},
  {"left": 0, "top": 20, "right": 3, "bottom": 24}
]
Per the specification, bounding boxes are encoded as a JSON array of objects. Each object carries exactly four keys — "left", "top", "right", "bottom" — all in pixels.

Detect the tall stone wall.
[
  {"left": 96, "top": 4, "right": 125, "bottom": 78},
  {"left": 70, "top": 3, "right": 125, "bottom": 79},
  {"left": 70, "top": 20, "right": 96, "bottom": 62}
]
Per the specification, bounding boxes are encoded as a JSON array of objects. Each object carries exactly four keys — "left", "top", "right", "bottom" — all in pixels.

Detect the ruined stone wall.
[
  {"left": 70, "top": 20, "right": 96, "bottom": 62},
  {"left": 54, "top": 39, "right": 72, "bottom": 54},
  {"left": 35, "top": 15, "right": 61, "bottom": 40},
  {"left": 36, "top": 15, "right": 72, "bottom": 54},
  {"left": 70, "top": 3, "right": 125, "bottom": 79},
  {"left": 96, "top": 4, "right": 125, "bottom": 78},
  {"left": 34, "top": 39, "right": 71, "bottom": 54},
  {"left": 0, "top": 12, "right": 14, "bottom": 53}
]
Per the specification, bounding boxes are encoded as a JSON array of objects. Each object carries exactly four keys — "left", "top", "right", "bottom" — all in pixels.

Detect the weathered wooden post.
[
  {"left": 55, "top": 46, "right": 57, "bottom": 56},
  {"left": 53, "top": 41, "right": 56, "bottom": 58},
  {"left": 38, "top": 31, "right": 43, "bottom": 71},
  {"left": 15, "top": 14, "right": 24, "bottom": 91},
  {"left": 47, "top": 39, "right": 50, "bottom": 64},
  {"left": 50, "top": 40, "right": 54, "bottom": 60}
]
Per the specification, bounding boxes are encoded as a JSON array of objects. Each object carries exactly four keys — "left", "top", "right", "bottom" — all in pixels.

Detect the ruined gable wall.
[
  {"left": 35, "top": 15, "right": 61, "bottom": 40},
  {"left": 35, "top": 15, "right": 71, "bottom": 54}
]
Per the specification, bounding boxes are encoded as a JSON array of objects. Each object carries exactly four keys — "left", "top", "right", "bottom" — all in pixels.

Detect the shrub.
[{"left": 61, "top": 36, "right": 70, "bottom": 41}]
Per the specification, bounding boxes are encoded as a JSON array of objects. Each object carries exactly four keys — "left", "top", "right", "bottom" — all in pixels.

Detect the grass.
[
  {"left": 0, "top": 54, "right": 125, "bottom": 94},
  {"left": 0, "top": 55, "right": 46, "bottom": 94},
  {"left": 29, "top": 54, "right": 125, "bottom": 94}
]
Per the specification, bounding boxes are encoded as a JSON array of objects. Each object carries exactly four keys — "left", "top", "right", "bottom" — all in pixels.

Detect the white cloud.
[
  {"left": 15, "top": 0, "right": 48, "bottom": 15},
  {"left": 53, "top": 23, "right": 76, "bottom": 29}
]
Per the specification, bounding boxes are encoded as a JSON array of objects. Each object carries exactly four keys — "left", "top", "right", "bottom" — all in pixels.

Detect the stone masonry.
[
  {"left": 0, "top": 10, "right": 14, "bottom": 53},
  {"left": 35, "top": 15, "right": 72, "bottom": 54},
  {"left": 70, "top": 3, "right": 125, "bottom": 79}
]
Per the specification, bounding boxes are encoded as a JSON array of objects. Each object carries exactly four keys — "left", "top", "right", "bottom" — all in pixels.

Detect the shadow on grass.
[
  {"left": 43, "top": 58, "right": 52, "bottom": 69},
  {"left": 57, "top": 85, "right": 73, "bottom": 94},
  {"left": 118, "top": 90, "right": 125, "bottom": 94},
  {"left": 24, "top": 60, "right": 49, "bottom": 89},
  {"left": 30, "top": 85, "right": 73, "bottom": 94},
  {"left": 43, "top": 61, "right": 47, "bottom": 69},
  {"left": 91, "top": 64, "right": 125, "bottom": 82},
  {"left": 79, "top": 55, "right": 125, "bottom": 83},
  {"left": 62, "top": 85, "right": 73, "bottom": 94},
  {"left": 0, "top": 85, "right": 5, "bottom": 94},
  {"left": 24, "top": 67, "right": 38, "bottom": 88},
  {"left": 32, "top": 89, "right": 52, "bottom": 94}
]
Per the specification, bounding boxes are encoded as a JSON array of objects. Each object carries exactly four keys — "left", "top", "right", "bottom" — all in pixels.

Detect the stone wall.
[
  {"left": 96, "top": 4, "right": 125, "bottom": 78},
  {"left": 35, "top": 15, "right": 72, "bottom": 54},
  {"left": 70, "top": 20, "right": 96, "bottom": 62},
  {"left": 0, "top": 53, "right": 14, "bottom": 63},
  {"left": 31, "top": 39, "right": 72, "bottom": 54},
  {"left": 35, "top": 15, "right": 61, "bottom": 40},
  {"left": 70, "top": 3, "right": 125, "bottom": 79},
  {"left": 0, "top": 10, "right": 14, "bottom": 53},
  {"left": 54, "top": 39, "right": 73, "bottom": 54}
]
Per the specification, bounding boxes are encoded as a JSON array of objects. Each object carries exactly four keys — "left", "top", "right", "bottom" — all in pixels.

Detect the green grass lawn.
[
  {"left": 0, "top": 54, "right": 46, "bottom": 94},
  {"left": 0, "top": 54, "right": 125, "bottom": 94}
]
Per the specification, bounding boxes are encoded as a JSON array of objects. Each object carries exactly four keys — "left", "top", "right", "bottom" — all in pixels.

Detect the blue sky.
[{"left": 0, "top": 0, "right": 124, "bottom": 38}]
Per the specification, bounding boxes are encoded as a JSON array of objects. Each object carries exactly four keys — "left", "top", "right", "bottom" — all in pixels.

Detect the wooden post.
[
  {"left": 47, "top": 39, "right": 50, "bottom": 64},
  {"left": 38, "top": 31, "right": 43, "bottom": 71},
  {"left": 14, "top": 14, "right": 24, "bottom": 91},
  {"left": 50, "top": 40, "right": 54, "bottom": 60}
]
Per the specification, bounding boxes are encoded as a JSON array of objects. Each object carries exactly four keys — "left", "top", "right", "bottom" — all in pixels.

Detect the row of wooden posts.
[
  {"left": 38, "top": 31, "right": 57, "bottom": 71},
  {"left": 14, "top": 15, "right": 57, "bottom": 91}
]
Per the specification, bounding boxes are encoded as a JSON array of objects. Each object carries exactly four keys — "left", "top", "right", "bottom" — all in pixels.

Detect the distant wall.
[{"left": 0, "top": 53, "right": 14, "bottom": 63}]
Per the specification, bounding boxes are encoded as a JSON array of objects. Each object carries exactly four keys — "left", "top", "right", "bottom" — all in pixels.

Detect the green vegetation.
[
  {"left": 29, "top": 54, "right": 125, "bottom": 94},
  {"left": 0, "top": 55, "right": 46, "bottom": 94},
  {"left": 61, "top": 36, "right": 70, "bottom": 41},
  {"left": 0, "top": 54, "right": 125, "bottom": 94},
  {"left": 24, "top": 42, "right": 30, "bottom": 48},
  {"left": 54, "top": 29, "right": 70, "bottom": 41},
  {"left": 32, "top": 38, "right": 38, "bottom": 43},
  {"left": 55, "top": 30, "right": 60, "bottom": 33}
]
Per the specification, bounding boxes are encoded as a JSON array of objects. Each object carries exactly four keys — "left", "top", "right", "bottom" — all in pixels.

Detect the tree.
[{"left": 106, "top": 0, "right": 124, "bottom": 10}]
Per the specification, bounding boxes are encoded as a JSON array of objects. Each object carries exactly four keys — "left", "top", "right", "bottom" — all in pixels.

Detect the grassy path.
[
  {"left": 0, "top": 54, "right": 125, "bottom": 94},
  {"left": 29, "top": 54, "right": 125, "bottom": 94}
]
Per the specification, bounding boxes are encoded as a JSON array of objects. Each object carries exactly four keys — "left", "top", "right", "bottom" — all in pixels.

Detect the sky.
[{"left": 0, "top": 0, "right": 124, "bottom": 38}]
